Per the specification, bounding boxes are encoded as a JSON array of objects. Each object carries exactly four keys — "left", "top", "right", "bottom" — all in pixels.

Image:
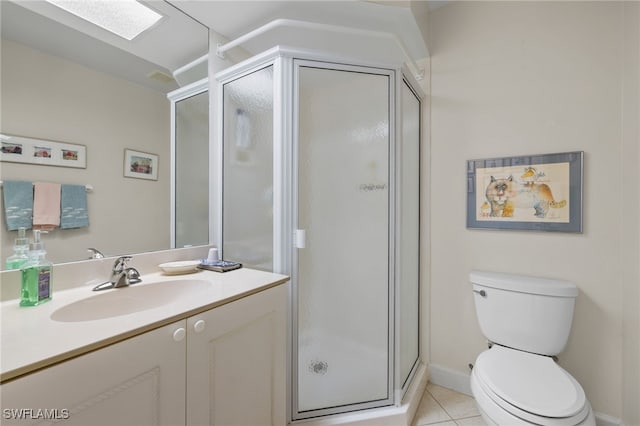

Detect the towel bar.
[{"left": 0, "top": 181, "right": 93, "bottom": 192}]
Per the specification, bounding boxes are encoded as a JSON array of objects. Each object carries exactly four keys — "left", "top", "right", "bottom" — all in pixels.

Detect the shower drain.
[{"left": 308, "top": 360, "right": 328, "bottom": 375}]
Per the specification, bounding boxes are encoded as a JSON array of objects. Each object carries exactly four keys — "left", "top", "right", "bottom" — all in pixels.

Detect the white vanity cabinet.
[
  {"left": 1, "top": 320, "right": 188, "bottom": 426},
  {"left": 186, "top": 283, "right": 287, "bottom": 426},
  {"left": 0, "top": 282, "right": 288, "bottom": 426}
]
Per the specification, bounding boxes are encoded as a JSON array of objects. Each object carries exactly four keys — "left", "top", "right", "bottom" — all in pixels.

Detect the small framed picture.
[
  {"left": 467, "top": 151, "right": 583, "bottom": 233},
  {"left": 124, "top": 149, "right": 158, "bottom": 180},
  {"left": 1, "top": 134, "right": 86, "bottom": 168}
]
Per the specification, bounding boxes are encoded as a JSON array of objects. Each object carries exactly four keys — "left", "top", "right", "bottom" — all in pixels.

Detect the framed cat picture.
[{"left": 467, "top": 151, "right": 583, "bottom": 232}]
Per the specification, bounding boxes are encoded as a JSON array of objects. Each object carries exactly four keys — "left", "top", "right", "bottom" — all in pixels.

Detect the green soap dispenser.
[
  {"left": 20, "top": 230, "right": 52, "bottom": 307},
  {"left": 5, "top": 227, "right": 29, "bottom": 270}
]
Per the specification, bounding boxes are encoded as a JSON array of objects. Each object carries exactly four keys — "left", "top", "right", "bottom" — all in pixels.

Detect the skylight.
[{"left": 45, "top": 0, "right": 163, "bottom": 41}]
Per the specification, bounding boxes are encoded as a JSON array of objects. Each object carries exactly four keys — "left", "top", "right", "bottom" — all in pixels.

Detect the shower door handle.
[{"left": 295, "top": 229, "right": 306, "bottom": 249}]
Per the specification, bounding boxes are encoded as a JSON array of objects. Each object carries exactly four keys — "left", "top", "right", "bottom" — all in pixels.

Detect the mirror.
[
  {"left": 0, "top": 0, "right": 209, "bottom": 267},
  {"left": 171, "top": 86, "right": 209, "bottom": 248}
]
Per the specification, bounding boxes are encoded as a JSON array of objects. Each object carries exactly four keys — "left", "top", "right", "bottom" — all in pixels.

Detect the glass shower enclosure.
[
  {"left": 169, "top": 79, "right": 210, "bottom": 249},
  {"left": 295, "top": 62, "right": 392, "bottom": 415},
  {"left": 216, "top": 47, "right": 421, "bottom": 421}
]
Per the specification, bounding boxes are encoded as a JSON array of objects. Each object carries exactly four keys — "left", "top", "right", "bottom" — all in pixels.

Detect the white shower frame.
[
  {"left": 291, "top": 57, "right": 397, "bottom": 420},
  {"left": 395, "top": 70, "right": 424, "bottom": 403},
  {"left": 168, "top": 77, "right": 209, "bottom": 249},
  {"left": 213, "top": 45, "right": 424, "bottom": 423}
]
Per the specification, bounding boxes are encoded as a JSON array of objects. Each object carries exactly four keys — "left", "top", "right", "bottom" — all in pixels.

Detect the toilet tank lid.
[{"left": 470, "top": 271, "right": 578, "bottom": 297}]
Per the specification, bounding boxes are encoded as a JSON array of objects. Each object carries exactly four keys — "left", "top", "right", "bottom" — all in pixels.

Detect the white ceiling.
[
  {"left": 1, "top": 0, "right": 431, "bottom": 93},
  {"left": 175, "top": 1, "right": 428, "bottom": 61},
  {"left": 1, "top": 0, "right": 209, "bottom": 92}
]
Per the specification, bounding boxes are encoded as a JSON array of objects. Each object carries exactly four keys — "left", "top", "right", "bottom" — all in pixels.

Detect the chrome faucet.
[
  {"left": 93, "top": 256, "right": 141, "bottom": 291},
  {"left": 87, "top": 247, "right": 105, "bottom": 259},
  {"left": 111, "top": 256, "right": 141, "bottom": 288}
]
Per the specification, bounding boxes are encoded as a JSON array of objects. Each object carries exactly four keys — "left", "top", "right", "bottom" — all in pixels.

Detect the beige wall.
[
  {"left": 428, "top": 1, "right": 638, "bottom": 421},
  {"left": 1, "top": 39, "right": 170, "bottom": 264},
  {"left": 621, "top": 3, "right": 640, "bottom": 426}
]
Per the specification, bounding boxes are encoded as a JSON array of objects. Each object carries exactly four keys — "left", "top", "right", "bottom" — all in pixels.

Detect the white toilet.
[{"left": 469, "top": 271, "right": 596, "bottom": 426}]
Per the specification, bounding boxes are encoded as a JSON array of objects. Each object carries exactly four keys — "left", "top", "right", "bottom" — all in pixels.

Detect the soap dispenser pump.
[
  {"left": 20, "top": 230, "right": 52, "bottom": 307},
  {"left": 5, "top": 227, "right": 29, "bottom": 270}
]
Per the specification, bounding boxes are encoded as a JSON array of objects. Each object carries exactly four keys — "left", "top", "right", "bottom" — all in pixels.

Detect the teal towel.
[
  {"left": 3, "top": 180, "right": 33, "bottom": 231},
  {"left": 60, "top": 184, "right": 89, "bottom": 229}
]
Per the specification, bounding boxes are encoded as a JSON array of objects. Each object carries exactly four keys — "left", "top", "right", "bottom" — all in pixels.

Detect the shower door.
[{"left": 293, "top": 61, "right": 393, "bottom": 419}]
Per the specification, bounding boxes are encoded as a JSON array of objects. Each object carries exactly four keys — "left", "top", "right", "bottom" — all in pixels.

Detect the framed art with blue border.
[{"left": 467, "top": 151, "right": 583, "bottom": 232}]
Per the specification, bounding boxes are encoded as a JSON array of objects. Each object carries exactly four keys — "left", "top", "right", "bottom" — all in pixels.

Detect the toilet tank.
[{"left": 470, "top": 271, "right": 579, "bottom": 356}]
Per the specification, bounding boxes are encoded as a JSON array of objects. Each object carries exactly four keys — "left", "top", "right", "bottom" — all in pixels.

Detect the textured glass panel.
[
  {"left": 222, "top": 66, "right": 274, "bottom": 270},
  {"left": 297, "top": 66, "right": 389, "bottom": 412},
  {"left": 399, "top": 81, "right": 420, "bottom": 387},
  {"left": 175, "top": 91, "right": 208, "bottom": 248}
]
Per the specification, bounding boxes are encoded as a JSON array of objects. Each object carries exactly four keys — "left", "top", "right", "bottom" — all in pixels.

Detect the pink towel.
[{"left": 33, "top": 182, "right": 61, "bottom": 231}]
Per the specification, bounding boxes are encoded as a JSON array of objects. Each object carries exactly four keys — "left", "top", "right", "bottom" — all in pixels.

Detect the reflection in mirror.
[
  {"left": 171, "top": 83, "right": 209, "bottom": 248},
  {"left": 0, "top": 0, "right": 208, "bottom": 267}
]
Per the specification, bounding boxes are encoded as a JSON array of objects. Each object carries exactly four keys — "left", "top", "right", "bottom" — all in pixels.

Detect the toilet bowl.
[
  {"left": 469, "top": 271, "right": 595, "bottom": 426},
  {"left": 470, "top": 345, "right": 595, "bottom": 426}
]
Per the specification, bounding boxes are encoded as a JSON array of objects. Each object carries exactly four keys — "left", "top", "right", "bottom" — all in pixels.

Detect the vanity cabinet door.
[
  {"left": 186, "top": 284, "right": 288, "bottom": 426},
  {"left": 1, "top": 320, "right": 187, "bottom": 426}
]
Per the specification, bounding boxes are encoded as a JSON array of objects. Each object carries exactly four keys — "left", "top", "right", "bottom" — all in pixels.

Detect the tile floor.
[{"left": 412, "top": 383, "right": 487, "bottom": 426}]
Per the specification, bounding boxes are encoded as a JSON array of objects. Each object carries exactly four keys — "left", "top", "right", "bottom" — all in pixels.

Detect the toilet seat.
[{"left": 473, "top": 345, "right": 590, "bottom": 425}]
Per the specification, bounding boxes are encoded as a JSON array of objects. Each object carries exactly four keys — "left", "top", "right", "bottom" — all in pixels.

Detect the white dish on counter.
[{"left": 158, "top": 260, "right": 200, "bottom": 275}]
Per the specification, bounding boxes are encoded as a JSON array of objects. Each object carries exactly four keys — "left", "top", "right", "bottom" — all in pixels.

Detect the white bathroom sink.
[{"left": 50, "top": 279, "right": 210, "bottom": 322}]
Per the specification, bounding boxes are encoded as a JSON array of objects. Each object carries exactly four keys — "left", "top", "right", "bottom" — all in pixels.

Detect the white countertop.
[{"left": 0, "top": 268, "right": 289, "bottom": 383}]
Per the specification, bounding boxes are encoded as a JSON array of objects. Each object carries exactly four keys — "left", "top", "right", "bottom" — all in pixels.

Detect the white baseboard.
[
  {"left": 595, "top": 412, "right": 622, "bottom": 426},
  {"left": 427, "top": 364, "right": 622, "bottom": 426},
  {"left": 428, "top": 364, "right": 472, "bottom": 396}
]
